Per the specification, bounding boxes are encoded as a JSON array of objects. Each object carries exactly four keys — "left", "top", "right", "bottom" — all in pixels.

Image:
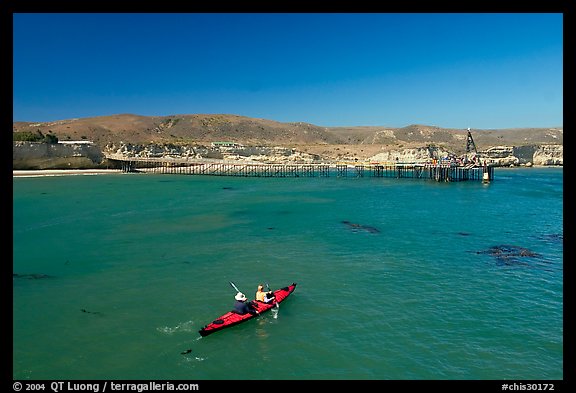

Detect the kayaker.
[
  {"left": 255, "top": 284, "right": 275, "bottom": 303},
  {"left": 232, "top": 292, "right": 259, "bottom": 315}
]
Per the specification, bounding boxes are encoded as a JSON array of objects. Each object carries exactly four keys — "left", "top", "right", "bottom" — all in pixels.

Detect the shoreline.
[
  {"left": 13, "top": 164, "right": 562, "bottom": 178},
  {"left": 13, "top": 169, "right": 123, "bottom": 178}
]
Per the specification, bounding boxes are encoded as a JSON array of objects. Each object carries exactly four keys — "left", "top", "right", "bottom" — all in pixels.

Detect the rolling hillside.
[{"left": 13, "top": 113, "right": 563, "bottom": 157}]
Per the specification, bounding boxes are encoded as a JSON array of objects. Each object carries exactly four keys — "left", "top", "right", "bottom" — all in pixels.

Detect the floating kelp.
[
  {"left": 538, "top": 233, "right": 563, "bottom": 242},
  {"left": 81, "top": 309, "right": 102, "bottom": 315},
  {"left": 476, "top": 244, "right": 542, "bottom": 265},
  {"left": 13, "top": 273, "right": 52, "bottom": 280},
  {"left": 341, "top": 220, "right": 381, "bottom": 234}
]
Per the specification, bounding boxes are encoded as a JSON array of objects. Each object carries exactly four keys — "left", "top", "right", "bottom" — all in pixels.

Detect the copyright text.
[{"left": 12, "top": 382, "right": 199, "bottom": 393}]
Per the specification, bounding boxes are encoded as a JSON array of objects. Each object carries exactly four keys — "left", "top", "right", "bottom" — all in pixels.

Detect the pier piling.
[{"left": 108, "top": 156, "right": 494, "bottom": 182}]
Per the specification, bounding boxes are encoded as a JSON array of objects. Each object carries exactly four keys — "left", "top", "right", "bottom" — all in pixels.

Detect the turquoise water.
[{"left": 13, "top": 168, "right": 563, "bottom": 380}]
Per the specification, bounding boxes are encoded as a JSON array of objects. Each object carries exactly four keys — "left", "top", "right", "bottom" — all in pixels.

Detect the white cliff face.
[
  {"left": 13, "top": 141, "right": 105, "bottom": 169},
  {"left": 481, "top": 144, "right": 563, "bottom": 166},
  {"left": 532, "top": 145, "right": 563, "bottom": 166},
  {"left": 107, "top": 143, "right": 208, "bottom": 158},
  {"left": 103, "top": 143, "right": 320, "bottom": 163},
  {"left": 483, "top": 146, "right": 514, "bottom": 158},
  {"left": 14, "top": 141, "right": 563, "bottom": 169},
  {"left": 369, "top": 147, "right": 451, "bottom": 163}
]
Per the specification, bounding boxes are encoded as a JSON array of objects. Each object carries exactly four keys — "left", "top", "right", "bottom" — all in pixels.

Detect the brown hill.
[
  {"left": 13, "top": 113, "right": 563, "bottom": 158},
  {"left": 13, "top": 114, "right": 343, "bottom": 146}
]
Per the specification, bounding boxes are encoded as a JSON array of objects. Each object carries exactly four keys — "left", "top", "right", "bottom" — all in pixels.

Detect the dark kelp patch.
[
  {"left": 341, "top": 220, "right": 381, "bottom": 234},
  {"left": 538, "top": 233, "right": 563, "bottom": 243},
  {"left": 475, "top": 244, "right": 543, "bottom": 266},
  {"left": 13, "top": 273, "right": 53, "bottom": 280},
  {"left": 81, "top": 309, "right": 103, "bottom": 316}
]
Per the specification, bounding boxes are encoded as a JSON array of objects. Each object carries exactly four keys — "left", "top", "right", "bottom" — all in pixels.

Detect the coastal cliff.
[
  {"left": 12, "top": 114, "right": 563, "bottom": 170},
  {"left": 13, "top": 141, "right": 563, "bottom": 170},
  {"left": 368, "top": 145, "right": 563, "bottom": 167},
  {"left": 481, "top": 145, "right": 563, "bottom": 166},
  {"left": 13, "top": 141, "right": 108, "bottom": 170}
]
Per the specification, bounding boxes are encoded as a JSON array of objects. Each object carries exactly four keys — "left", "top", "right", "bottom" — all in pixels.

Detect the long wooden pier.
[{"left": 107, "top": 156, "right": 494, "bottom": 182}]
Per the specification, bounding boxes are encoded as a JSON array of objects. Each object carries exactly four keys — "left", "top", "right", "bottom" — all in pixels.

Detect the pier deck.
[{"left": 107, "top": 156, "right": 494, "bottom": 182}]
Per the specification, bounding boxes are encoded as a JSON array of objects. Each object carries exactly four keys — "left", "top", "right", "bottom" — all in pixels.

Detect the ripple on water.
[{"left": 157, "top": 320, "right": 195, "bottom": 335}]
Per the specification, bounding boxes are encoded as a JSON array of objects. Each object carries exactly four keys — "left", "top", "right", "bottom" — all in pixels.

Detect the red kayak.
[{"left": 199, "top": 283, "right": 297, "bottom": 337}]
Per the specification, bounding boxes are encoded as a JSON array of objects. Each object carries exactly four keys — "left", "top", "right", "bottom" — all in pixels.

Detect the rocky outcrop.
[
  {"left": 13, "top": 141, "right": 107, "bottom": 170},
  {"left": 103, "top": 143, "right": 321, "bottom": 163},
  {"left": 105, "top": 142, "right": 217, "bottom": 159},
  {"left": 368, "top": 146, "right": 451, "bottom": 163},
  {"left": 481, "top": 144, "right": 563, "bottom": 166},
  {"left": 532, "top": 145, "right": 563, "bottom": 166},
  {"left": 367, "top": 144, "right": 564, "bottom": 167}
]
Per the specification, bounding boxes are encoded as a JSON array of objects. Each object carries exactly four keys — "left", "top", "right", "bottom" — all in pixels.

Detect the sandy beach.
[{"left": 13, "top": 169, "right": 123, "bottom": 177}]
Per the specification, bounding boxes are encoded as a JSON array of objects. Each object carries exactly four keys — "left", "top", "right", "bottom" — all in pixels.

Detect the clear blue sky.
[{"left": 13, "top": 13, "right": 563, "bottom": 129}]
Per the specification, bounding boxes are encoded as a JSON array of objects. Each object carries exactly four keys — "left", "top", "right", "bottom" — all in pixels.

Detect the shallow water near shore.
[{"left": 13, "top": 167, "right": 563, "bottom": 380}]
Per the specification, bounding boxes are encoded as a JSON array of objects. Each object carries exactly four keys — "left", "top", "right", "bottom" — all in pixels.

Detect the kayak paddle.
[
  {"left": 229, "top": 281, "right": 241, "bottom": 293},
  {"left": 265, "top": 282, "right": 279, "bottom": 309}
]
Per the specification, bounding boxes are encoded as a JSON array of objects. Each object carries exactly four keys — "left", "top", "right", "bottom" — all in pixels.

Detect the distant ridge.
[{"left": 13, "top": 113, "right": 563, "bottom": 155}]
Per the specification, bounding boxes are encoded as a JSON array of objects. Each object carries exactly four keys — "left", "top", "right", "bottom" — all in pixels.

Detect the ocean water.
[{"left": 13, "top": 167, "right": 563, "bottom": 380}]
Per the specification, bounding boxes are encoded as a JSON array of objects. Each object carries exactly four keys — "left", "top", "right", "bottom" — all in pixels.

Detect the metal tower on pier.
[{"left": 466, "top": 127, "right": 478, "bottom": 154}]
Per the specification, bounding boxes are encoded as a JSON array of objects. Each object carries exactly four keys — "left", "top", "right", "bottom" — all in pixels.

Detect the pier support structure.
[{"left": 107, "top": 156, "right": 494, "bottom": 182}]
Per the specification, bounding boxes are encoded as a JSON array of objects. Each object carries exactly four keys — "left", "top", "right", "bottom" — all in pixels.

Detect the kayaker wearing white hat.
[{"left": 232, "top": 292, "right": 259, "bottom": 315}]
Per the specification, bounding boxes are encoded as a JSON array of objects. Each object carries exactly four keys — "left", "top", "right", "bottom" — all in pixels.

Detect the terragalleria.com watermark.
[{"left": 12, "top": 382, "right": 200, "bottom": 393}]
